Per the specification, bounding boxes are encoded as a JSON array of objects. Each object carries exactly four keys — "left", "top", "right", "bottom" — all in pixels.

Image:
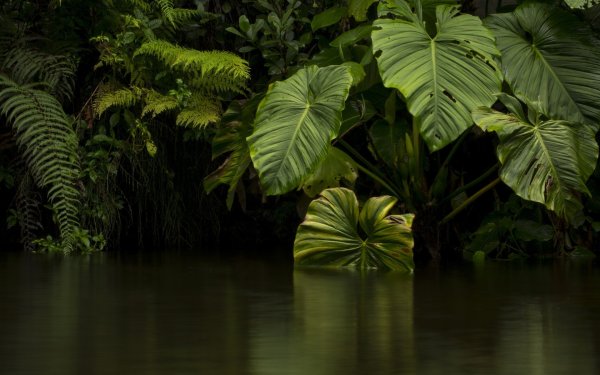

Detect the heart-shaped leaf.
[
  {"left": 372, "top": 0, "right": 501, "bottom": 151},
  {"left": 247, "top": 65, "right": 353, "bottom": 195}
]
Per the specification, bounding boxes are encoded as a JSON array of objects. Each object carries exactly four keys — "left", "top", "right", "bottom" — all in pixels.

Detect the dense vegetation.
[{"left": 1, "top": 0, "right": 600, "bottom": 268}]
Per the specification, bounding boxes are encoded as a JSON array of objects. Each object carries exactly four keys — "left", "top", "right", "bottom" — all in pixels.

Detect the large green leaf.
[
  {"left": 485, "top": 3, "right": 600, "bottom": 127},
  {"left": 473, "top": 106, "right": 599, "bottom": 220},
  {"left": 294, "top": 188, "right": 414, "bottom": 271},
  {"left": 247, "top": 65, "right": 353, "bottom": 195},
  {"left": 372, "top": 0, "right": 501, "bottom": 151}
]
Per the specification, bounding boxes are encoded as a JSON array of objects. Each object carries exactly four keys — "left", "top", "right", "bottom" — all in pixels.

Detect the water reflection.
[
  {"left": 249, "top": 269, "right": 414, "bottom": 375},
  {"left": 0, "top": 253, "right": 599, "bottom": 374}
]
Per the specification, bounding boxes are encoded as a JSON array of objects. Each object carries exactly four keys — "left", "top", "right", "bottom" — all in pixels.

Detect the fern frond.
[
  {"left": 15, "top": 172, "right": 43, "bottom": 252},
  {"left": 93, "top": 85, "right": 143, "bottom": 117},
  {"left": 103, "top": 0, "right": 151, "bottom": 12},
  {"left": 176, "top": 94, "right": 221, "bottom": 128},
  {"left": 155, "top": 0, "right": 175, "bottom": 24},
  {"left": 0, "top": 75, "right": 80, "bottom": 252},
  {"left": 188, "top": 72, "right": 247, "bottom": 95},
  {"left": 167, "top": 8, "right": 205, "bottom": 26},
  {"left": 152, "top": 0, "right": 204, "bottom": 28},
  {"left": 1, "top": 46, "right": 76, "bottom": 101},
  {"left": 141, "top": 89, "right": 178, "bottom": 118},
  {"left": 134, "top": 40, "right": 249, "bottom": 94}
]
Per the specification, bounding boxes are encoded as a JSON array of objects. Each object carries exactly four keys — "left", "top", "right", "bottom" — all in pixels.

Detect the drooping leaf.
[
  {"left": 247, "top": 65, "right": 353, "bottom": 195},
  {"left": 204, "top": 98, "right": 260, "bottom": 209},
  {"left": 294, "top": 187, "right": 414, "bottom": 271},
  {"left": 372, "top": 0, "right": 501, "bottom": 151},
  {"left": 485, "top": 2, "right": 600, "bottom": 127},
  {"left": 0, "top": 75, "right": 80, "bottom": 252},
  {"left": 473, "top": 106, "right": 599, "bottom": 220},
  {"left": 302, "top": 147, "right": 358, "bottom": 197}
]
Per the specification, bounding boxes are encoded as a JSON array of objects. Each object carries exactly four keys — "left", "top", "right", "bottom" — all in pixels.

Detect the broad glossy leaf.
[
  {"left": 372, "top": 1, "right": 501, "bottom": 151},
  {"left": 247, "top": 65, "right": 352, "bottom": 195},
  {"left": 473, "top": 106, "right": 599, "bottom": 220},
  {"left": 302, "top": 147, "right": 358, "bottom": 197},
  {"left": 485, "top": 3, "right": 600, "bottom": 126},
  {"left": 294, "top": 188, "right": 414, "bottom": 271}
]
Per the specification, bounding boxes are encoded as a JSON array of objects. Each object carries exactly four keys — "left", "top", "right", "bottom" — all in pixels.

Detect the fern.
[
  {"left": 14, "top": 172, "right": 43, "bottom": 252},
  {"left": 176, "top": 93, "right": 221, "bottom": 128},
  {"left": 141, "top": 89, "right": 178, "bottom": 118},
  {"left": 189, "top": 72, "right": 248, "bottom": 95},
  {"left": 2, "top": 46, "right": 76, "bottom": 101},
  {"left": 167, "top": 8, "right": 206, "bottom": 27},
  {"left": 94, "top": 85, "right": 144, "bottom": 117},
  {"left": 155, "top": 0, "right": 175, "bottom": 24},
  {"left": 103, "top": 0, "right": 151, "bottom": 12},
  {"left": 134, "top": 40, "right": 249, "bottom": 94},
  {"left": 0, "top": 75, "right": 81, "bottom": 252}
]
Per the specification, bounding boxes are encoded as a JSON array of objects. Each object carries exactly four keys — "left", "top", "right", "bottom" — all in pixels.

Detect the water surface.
[{"left": 1, "top": 252, "right": 599, "bottom": 374}]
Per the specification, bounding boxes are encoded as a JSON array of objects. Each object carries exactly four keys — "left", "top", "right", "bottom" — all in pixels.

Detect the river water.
[{"left": 1, "top": 252, "right": 599, "bottom": 374}]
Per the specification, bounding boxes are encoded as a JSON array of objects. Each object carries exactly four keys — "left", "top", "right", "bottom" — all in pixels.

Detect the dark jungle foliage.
[{"left": 1, "top": 0, "right": 600, "bottom": 268}]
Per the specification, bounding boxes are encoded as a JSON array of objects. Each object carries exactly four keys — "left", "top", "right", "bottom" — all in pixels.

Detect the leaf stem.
[
  {"left": 440, "top": 163, "right": 499, "bottom": 204},
  {"left": 440, "top": 177, "right": 501, "bottom": 224},
  {"left": 338, "top": 140, "right": 403, "bottom": 197}
]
